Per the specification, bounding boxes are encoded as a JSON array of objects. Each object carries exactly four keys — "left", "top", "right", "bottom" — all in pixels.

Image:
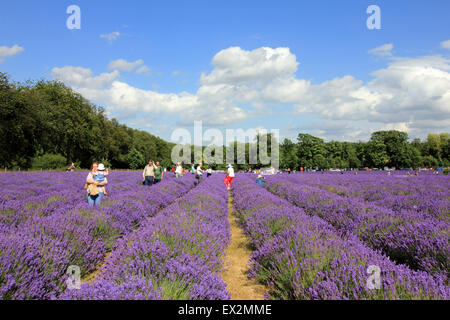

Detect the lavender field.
[{"left": 0, "top": 170, "right": 448, "bottom": 300}]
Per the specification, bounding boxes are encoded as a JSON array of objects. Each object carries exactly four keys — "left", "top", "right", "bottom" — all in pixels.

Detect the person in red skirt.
[{"left": 224, "top": 164, "right": 235, "bottom": 190}]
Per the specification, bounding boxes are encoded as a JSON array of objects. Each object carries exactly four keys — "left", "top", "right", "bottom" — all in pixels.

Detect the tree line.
[
  {"left": 279, "top": 131, "right": 449, "bottom": 170},
  {"left": 1, "top": 72, "right": 448, "bottom": 170},
  {"left": 0, "top": 72, "right": 174, "bottom": 170}
]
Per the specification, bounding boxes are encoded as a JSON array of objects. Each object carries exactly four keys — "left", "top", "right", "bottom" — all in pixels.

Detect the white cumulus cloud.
[
  {"left": 108, "top": 59, "right": 144, "bottom": 72},
  {"left": 368, "top": 43, "right": 394, "bottom": 57},
  {"left": 292, "top": 54, "right": 450, "bottom": 138},
  {"left": 136, "top": 65, "right": 151, "bottom": 74},
  {"left": 200, "top": 47, "right": 298, "bottom": 86},
  {"left": 51, "top": 46, "right": 450, "bottom": 139},
  {"left": 441, "top": 40, "right": 450, "bottom": 49},
  {"left": 51, "top": 66, "right": 119, "bottom": 89},
  {"left": 0, "top": 44, "right": 24, "bottom": 63},
  {"left": 100, "top": 31, "right": 121, "bottom": 43}
]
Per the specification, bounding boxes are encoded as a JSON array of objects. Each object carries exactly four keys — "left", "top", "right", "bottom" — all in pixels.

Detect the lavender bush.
[
  {"left": 1, "top": 170, "right": 448, "bottom": 300},
  {"left": 0, "top": 171, "right": 195, "bottom": 299},
  {"left": 283, "top": 172, "right": 449, "bottom": 221},
  {"left": 59, "top": 174, "right": 231, "bottom": 300},
  {"left": 232, "top": 174, "right": 449, "bottom": 299},
  {"left": 264, "top": 174, "right": 449, "bottom": 280}
]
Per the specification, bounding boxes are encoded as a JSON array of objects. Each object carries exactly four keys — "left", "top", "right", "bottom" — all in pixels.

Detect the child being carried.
[{"left": 94, "top": 163, "right": 109, "bottom": 195}]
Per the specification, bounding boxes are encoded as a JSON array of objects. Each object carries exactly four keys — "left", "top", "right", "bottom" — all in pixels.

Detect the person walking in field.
[
  {"left": 206, "top": 167, "right": 212, "bottom": 178},
  {"left": 195, "top": 163, "right": 204, "bottom": 184},
  {"left": 256, "top": 174, "right": 266, "bottom": 187},
  {"left": 154, "top": 161, "right": 163, "bottom": 184},
  {"left": 224, "top": 164, "right": 235, "bottom": 190},
  {"left": 175, "top": 162, "right": 183, "bottom": 178},
  {"left": 86, "top": 162, "right": 108, "bottom": 207},
  {"left": 143, "top": 160, "right": 157, "bottom": 186},
  {"left": 191, "top": 163, "right": 196, "bottom": 174}
]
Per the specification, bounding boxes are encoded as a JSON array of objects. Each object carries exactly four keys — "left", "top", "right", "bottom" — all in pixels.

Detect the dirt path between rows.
[
  {"left": 81, "top": 252, "right": 112, "bottom": 284},
  {"left": 221, "top": 191, "right": 266, "bottom": 300}
]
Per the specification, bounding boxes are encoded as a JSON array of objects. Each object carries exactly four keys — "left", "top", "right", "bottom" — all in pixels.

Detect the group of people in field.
[
  {"left": 172, "top": 162, "right": 212, "bottom": 180},
  {"left": 84, "top": 161, "right": 236, "bottom": 207},
  {"left": 142, "top": 160, "right": 164, "bottom": 186},
  {"left": 173, "top": 162, "right": 235, "bottom": 189}
]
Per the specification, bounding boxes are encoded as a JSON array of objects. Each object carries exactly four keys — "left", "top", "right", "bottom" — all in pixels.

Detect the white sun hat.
[{"left": 98, "top": 163, "right": 105, "bottom": 171}]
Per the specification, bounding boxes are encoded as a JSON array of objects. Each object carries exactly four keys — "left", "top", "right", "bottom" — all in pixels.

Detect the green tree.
[
  {"left": 31, "top": 153, "right": 68, "bottom": 170},
  {"left": 425, "top": 134, "right": 441, "bottom": 159},
  {"left": 280, "top": 138, "right": 298, "bottom": 169},
  {"left": 126, "top": 147, "right": 145, "bottom": 169},
  {"left": 365, "top": 130, "right": 415, "bottom": 169},
  {"left": 0, "top": 74, "right": 44, "bottom": 168},
  {"left": 422, "top": 155, "right": 439, "bottom": 168},
  {"left": 366, "top": 136, "right": 388, "bottom": 168},
  {"left": 297, "top": 133, "right": 326, "bottom": 169},
  {"left": 343, "top": 142, "right": 361, "bottom": 168}
]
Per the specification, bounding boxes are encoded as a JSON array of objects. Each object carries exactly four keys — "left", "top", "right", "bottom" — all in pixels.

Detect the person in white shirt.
[
  {"left": 175, "top": 162, "right": 183, "bottom": 178},
  {"left": 207, "top": 167, "right": 212, "bottom": 178},
  {"left": 86, "top": 162, "right": 108, "bottom": 207},
  {"left": 224, "top": 164, "right": 235, "bottom": 190},
  {"left": 196, "top": 163, "right": 203, "bottom": 183}
]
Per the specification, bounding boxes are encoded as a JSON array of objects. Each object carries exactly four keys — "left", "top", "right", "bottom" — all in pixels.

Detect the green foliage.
[
  {"left": 31, "top": 153, "right": 67, "bottom": 170},
  {"left": 296, "top": 133, "right": 326, "bottom": 169},
  {"left": 126, "top": 147, "right": 145, "bottom": 169},
  {"left": 422, "top": 155, "right": 439, "bottom": 168},
  {"left": 366, "top": 134, "right": 389, "bottom": 168},
  {"left": 279, "top": 130, "right": 448, "bottom": 170},
  {"left": 280, "top": 138, "right": 298, "bottom": 170},
  {"left": 368, "top": 131, "right": 414, "bottom": 169},
  {"left": 0, "top": 72, "right": 175, "bottom": 169}
]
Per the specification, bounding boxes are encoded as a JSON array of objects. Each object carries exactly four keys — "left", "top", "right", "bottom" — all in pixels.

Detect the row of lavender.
[
  {"left": 0, "top": 171, "right": 196, "bottom": 299},
  {"left": 61, "top": 174, "right": 231, "bottom": 300},
  {"left": 232, "top": 174, "right": 448, "bottom": 299},
  {"left": 263, "top": 174, "right": 449, "bottom": 281},
  {"left": 283, "top": 172, "right": 449, "bottom": 221}
]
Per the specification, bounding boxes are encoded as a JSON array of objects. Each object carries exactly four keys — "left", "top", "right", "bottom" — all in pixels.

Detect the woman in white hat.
[{"left": 85, "top": 162, "right": 108, "bottom": 207}]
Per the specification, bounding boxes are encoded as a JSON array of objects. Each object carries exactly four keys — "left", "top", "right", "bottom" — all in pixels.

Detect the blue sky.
[{"left": 1, "top": 0, "right": 449, "bottom": 144}]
